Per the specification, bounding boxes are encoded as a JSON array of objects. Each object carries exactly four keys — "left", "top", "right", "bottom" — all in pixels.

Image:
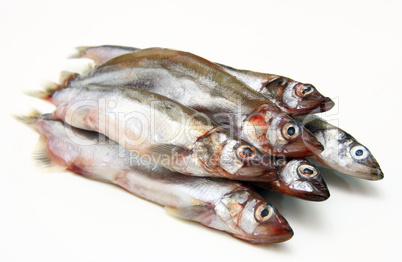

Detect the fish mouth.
[
  {"left": 353, "top": 160, "right": 384, "bottom": 181},
  {"left": 305, "top": 186, "right": 330, "bottom": 201},
  {"left": 242, "top": 222, "right": 294, "bottom": 245},
  {"left": 265, "top": 224, "right": 294, "bottom": 244},
  {"left": 288, "top": 180, "right": 330, "bottom": 201},
  {"left": 342, "top": 166, "right": 384, "bottom": 181},
  {"left": 368, "top": 168, "right": 384, "bottom": 181},
  {"left": 256, "top": 223, "right": 294, "bottom": 245},
  {"left": 299, "top": 97, "right": 335, "bottom": 115},
  {"left": 320, "top": 97, "right": 335, "bottom": 112}
]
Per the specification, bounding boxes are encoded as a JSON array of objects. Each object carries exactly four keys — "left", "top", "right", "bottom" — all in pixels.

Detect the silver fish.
[
  {"left": 68, "top": 47, "right": 324, "bottom": 157},
  {"left": 73, "top": 45, "right": 334, "bottom": 116},
  {"left": 34, "top": 84, "right": 278, "bottom": 182},
  {"left": 20, "top": 113, "right": 294, "bottom": 244},
  {"left": 296, "top": 115, "right": 383, "bottom": 180}
]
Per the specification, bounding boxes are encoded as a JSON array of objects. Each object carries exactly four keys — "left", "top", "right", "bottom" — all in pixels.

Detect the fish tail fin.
[
  {"left": 13, "top": 109, "right": 42, "bottom": 129},
  {"left": 14, "top": 111, "right": 65, "bottom": 173},
  {"left": 69, "top": 46, "right": 91, "bottom": 59},
  {"left": 23, "top": 81, "right": 61, "bottom": 101},
  {"left": 17, "top": 111, "right": 66, "bottom": 172},
  {"left": 59, "top": 70, "right": 79, "bottom": 88},
  {"left": 23, "top": 70, "right": 77, "bottom": 100}
]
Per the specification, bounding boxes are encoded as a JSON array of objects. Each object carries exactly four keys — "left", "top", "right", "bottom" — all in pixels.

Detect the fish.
[
  {"left": 216, "top": 64, "right": 335, "bottom": 116},
  {"left": 73, "top": 46, "right": 331, "bottom": 200},
  {"left": 67, "top": 47, "right": 323, "bottom": 157},
  {"left": 255, "top": 158, "right": 330, "bottom": 201},
  {"left": 295, "top": 115, "right": 384, "bottom": 180},
  {"left": 73, "top": 45, "right": 334, "bottom": 116},
  {"left": 18, "top": 112, "right": 294, "bottom": 244},
  {"left": 31, "top": 84, "right": 279, "bottom": 182}
]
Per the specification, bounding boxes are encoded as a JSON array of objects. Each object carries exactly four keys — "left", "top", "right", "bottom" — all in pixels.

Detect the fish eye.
[
  {"left": 282, "top": 121, "right": 300, "bottom": 140},
  {"left": 297, "top": 164, "right": 318, "bottom": 177},
  {"left": 296, "top": 84, "right": 315, "bottom": 97},
  {"left": 350, "top": 145, "right": 369, "bottom": 160},
  {"left": 255, "top": 203, "right": 274, "bottom": 223},
  {"left": 237, "top": 145, "right": 256, "bottom": 161}
]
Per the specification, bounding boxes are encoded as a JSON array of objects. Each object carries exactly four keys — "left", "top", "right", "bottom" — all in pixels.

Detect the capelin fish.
[
  {"left": 215, "top": 65, "right": 335, "bottom": 116},
  {"left": 19, "top": 113, "right": 294, "bottom": 244},
  {"left": 67, "top": 47, "right": 323, "bottom": 157},
  {"left": 295, "top": 115, "right": 384, "bottom": 181},
  {"left": 32, "top": 84, "right": 278, "bottom": 182},
  {"left": 73, "top": 45, "right": 334, "bottom": 116},
  {"left": 255, "top": 159, "right": 330, "bottom": 201}
]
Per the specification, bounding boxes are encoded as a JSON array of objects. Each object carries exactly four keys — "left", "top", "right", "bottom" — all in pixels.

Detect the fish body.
[
  {"left": 40, "top": 84, "right": 278, "bottom": 182},
  {"left": 24, "top": 114, "right": 293, "bottom": 244},
  {"left": 74, "top": 45, "right": 334, "bottom": 116},
  {"left": 68, "top": 47, "right": 323, "bottom": 157},
  {"left": 296, "top": 115, "right": 383, "bottom": 180}
]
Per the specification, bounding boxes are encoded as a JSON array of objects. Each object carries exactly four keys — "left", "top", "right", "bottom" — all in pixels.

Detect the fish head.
[
  {"left": 242, "top": 105, "right": 324, "bottom": 157},
  {"left": 274, "top": 158, "right": 329, "bottom": 201},
  {"left": 262, "top": 77, "right": 334, "bottom": 116},
  {"left": 194, "top": 130, "right": 278, "bottom": 181},
  {"left": 214, "top": 190, "right": 293, "bottom": 244},
  {"left": 317, "top": 128, "right": 384, "bottom": 180}
]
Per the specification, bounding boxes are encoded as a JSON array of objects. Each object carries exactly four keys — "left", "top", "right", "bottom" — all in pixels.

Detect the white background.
[{"left": 1, "top": 0, "right": 401, "bottom": 261}]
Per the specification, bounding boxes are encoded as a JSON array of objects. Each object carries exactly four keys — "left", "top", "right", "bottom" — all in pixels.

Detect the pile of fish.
[{"left": 18, "top": 45, "right": 384, "bottom": 244}]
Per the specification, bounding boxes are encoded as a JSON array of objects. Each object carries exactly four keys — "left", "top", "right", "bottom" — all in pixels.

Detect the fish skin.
[
  {"left": 73, "top": 45, "right": 334, "bottom": 116},
  {"left": 295, "top": 115, "right": 384, "bottom": 181},
  {"left": 26, "top": 115, "right": 293, "bottom": 244},
  {"left": 40, "top": 84, "right": 279, "bottom": 182},
  {"left": 68, "top": 47, "right": 323, "bottom": 157}
]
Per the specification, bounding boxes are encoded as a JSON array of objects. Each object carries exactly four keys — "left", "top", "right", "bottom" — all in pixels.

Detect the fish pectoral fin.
[{"left": 165, "top": 205, "right": 215, "bottom": 222}]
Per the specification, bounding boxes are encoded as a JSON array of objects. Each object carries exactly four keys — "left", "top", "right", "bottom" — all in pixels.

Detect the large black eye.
[
  {"left": 255, "top": 203, "right": 274, "bottom": 222},
  {"left": 298, "top": 164, "right": 318, "bottom": 177},
  {"left": 242, "top": 147, "right": 253, "bottom": 157},
  {"left": 302, "top": 85, "right": 313, "bottom": 94},
  {"left": 303, "top": 168, "right": 314, "bottom": 175},
  {"left": 296, "top": 84, "right": 315, "bottom": 97},
  {"left": 237, "top": 145, "right": 256, "bottom": 161},
  {"left": 282, "top": 121, "right": 300, "bottom": 140},
  {"left": 260, "top": 208, "right": 269, "bottom": 217},
  {"left": 351, "top": 145, "right": 369, "bottom": 160},
  {"left": 287, "top": 126, "right": 295, "bottom": 136}
]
